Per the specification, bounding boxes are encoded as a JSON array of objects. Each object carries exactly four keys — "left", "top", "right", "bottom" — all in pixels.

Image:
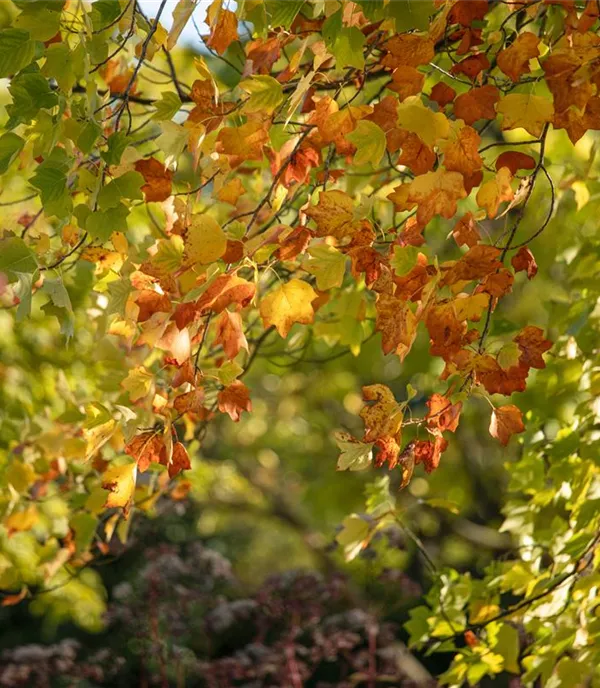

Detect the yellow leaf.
[
  {"left": 496, "top": 93, "right": 554, "bottom": 137},
  {"left": 397, "top": 96, "right": 450, "bottom": 146},
  {"left": 476, "top": 168, "right": 514, "bottom": 218},
  {"left": 102, "top": 462, "right": 138, "bottom": 511},
  {"left": 260, "top": 279, "right": 318, "bottom": 337},
  {"left": 185, "top": 214, "right": 227, "bottom": 265},
  {"left": 121, "top": 366, "right": 153, "bottom": 402}
]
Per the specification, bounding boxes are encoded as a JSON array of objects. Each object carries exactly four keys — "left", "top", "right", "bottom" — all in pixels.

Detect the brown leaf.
[
  {"left": 125, "top": 431, "right": 167, "bottom": 473},
  {"left": 196, "top": 274, "right": 256, "bottom": 314},
  {"left": 426, "top": 393, "right": 463, "bottom": 433},
  {"left": 214, "top": 310, "right": 249, "bottom": 360},
  {"left": 381, "top": 34, "right": 434, "bottom": 69},
  {"left": 497, "top": 32, "right": 540, "bottom": 81},
  {"left": 453, "top": 85, "right": 499, "bottom": 125},
  {"left": 430, "top": 82, "right": 456, "bottom": 108},
  {"left": 168, "top": 442, "right": 191, "bottom": 478},
  {"left": 495, "top": 151, "right": 536, "bottom": 176},
  {"left": 453, "top": 212, "right": 480, "bottom": 248},
  {"left": 514, "top": 326, "right": 552, "bottom": 369},
  {"left": 511, "top": 246, "right": 538, "bottom": 279},
  {"left": 135, "top": 158, "right": 173, "bottom": 202},
  {"left": 489, "top": 405, "right": 525, "bottom": 446},
  {"left": 206, "top": 8, "right": 238, "bottom": 55},
  {"left": 218, "top": 380, "right": 252, "bottom": 421}
]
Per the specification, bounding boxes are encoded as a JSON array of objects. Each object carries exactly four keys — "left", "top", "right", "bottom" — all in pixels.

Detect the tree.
[{"left": 0, "top": 0, "right": 599, "bottom": 684}]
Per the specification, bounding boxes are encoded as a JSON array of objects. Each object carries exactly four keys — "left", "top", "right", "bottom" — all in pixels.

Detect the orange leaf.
[
  {"left": 495, "top": 151, "right": 536, "bottom": 176},
  {"left": 218, "top": 380, "right": 252, "bottom": 421},
  {"left": 214, "top": 310, "right": 249, "bottom": 360},
  {"left": 453, "top": 85, "right": 499, "bottom": 125},
  {"left": 196, "top": 274, "right": 256, "bottom": 314},
  {"left": 381, "top": 34, "right": 434, "bottom": 69},
  {"left": 453, "top": 212, "right": 480, "bottom": 248},
  {"left": 125, "top": 431, "right": 167, "bottom": 472},
  {"left": 476, "top": 167, "right": 514, "bottom": 219},
  {"left": 206, "top": 8, "right": 238, "bottom": 55},
  {"left": 511, "top": 246, "right": 538, "bottom": 279},
  {"left": 442, "top": 125, "right": 483, "bottom": 176},
  {"left": 430, "top": 82, "right": 456, "bottom": 108},
  {"left": 489, "top": 405, "right": 525, "bottom": 446},
  {"left": 135, "top": 158, "right": 173, "bottom": 202},
  {"left": 514, "top": 326, "right": 552, "bottom": 369},
  {"left": 426, "top": 393, "right": 463, "bottom": 433},
  {"left": 497, "top": 32, "right": 540, "bottom": 81}
]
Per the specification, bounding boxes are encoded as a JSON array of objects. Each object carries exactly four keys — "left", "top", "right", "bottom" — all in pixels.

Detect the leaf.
[
  {"left": 98, "top": 172, "right": 144, "bottom": 210},
  {"left": 497, "top": 32, "right": 540, "bottom": 82},
  {"left": 152, "top": 91, "right": 183, "bottom": 121},
  {"left": 121, "top": 366, "right": 153, "bottom": 402},
  {"left": 0, "top": 237, "right": 37, "bottom": 281},
  {"left": 14, "top": 3, "right": 61, "bottom": 41},
  {"left": 167, "top": 0, "right": 198, "bottom": 50},
  {"left": 185, "top": 215, "right": 227, "bottom": 265},
  {"left": 514, "top": 326, "right": 552, "bottom": 369},
  {"left": 134, "top": 158, "right": 173, "bottom": 202},
  {"left": 196, "top": 274, "right": 256, "bottom": 314},
  {"left": 407, "top": 169, "right": 467, "bottom": 225},
  {"left": 489, "top": 405, "right": 525, "bottom": 446},
  {"left": 511, "top": 246, "right": 538, "bottom": 279},
  {"left": 346, "top": 120, "right": 386, "bottom": 167},
  {"left": 426, "top": 393, "right": 463, "bottom": 433},
  {"left": 496, "top": 93, "right": 554, "bottom": 137},
  {"left": 304, "top": 244, "right": 346, "bottom": 291},
  {"left": 305, "top": 190, "right": 362, "bottom": 240},
  {"left": 125, "top": 431, "right": 167, "bottom": 472},
  {"left": 335, "top": 431, "right": 373, "bottom": 471},
  {"left": 206, "top": 8, "right": 238, "bottom": 54},
  {"left": 382, "top": 34, "right": 434, "bottom": 69},
  {"left": 453, "top": 212, "right": 480, "bottom": 248},
  {"left": 86, "top": 204, "right": 130, "bottom": 243},
  {"left": 476, "top": 167, "right": 514, "bottom": 218},
  {"left": 396, "top": 97, "right": 450, "bottom": 147},
  {"left": 0, "top": 29, "right": 36, "bottom": 79},
  {"left": 259, "top": 278, "right": 318, "bottom": 337},
  {"left": 0, "top": 132, "right": 24, "bottom": 174},
  {"left": 102, "top": 462, "right": 138, "bottom": 511},
  {"left": 218, "top": 380, "right": 252, "bottom": 421},
  {"left": 386, "top": 0, "right": 434, "bottom": 32},
  {"left": 336, "top": 514, "right": 370, "bottom": 561},
  {"left": 42, "top": 43, "right": 76, "bottom": 93},
  {"left": 240, "top": 75, "right": 284, "bottom": 114},
  {"left": 214, "top": 310, "right": 249, "bottom": 360}
]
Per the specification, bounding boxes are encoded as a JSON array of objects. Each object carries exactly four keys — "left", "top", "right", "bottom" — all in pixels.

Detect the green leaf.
[
  {"left": 346, "top": 121, "right": 386, "bottom": 167},
  {"left": 493, "top": 624, "right": 520, "bottom": 674},
  {"left": 323, "top": 12, "right": 365, "bottom": 70},
  {"left": 0, "top": 237, "right": 38, "bottom": 281},
  {"left": 336, "top": 514, "right": 370, "bottom": 561},
  {"left": 14, "top": 3, "right": 62, "bottom": 41},
  {"left": 97, "top": 172, "right": 145, "bottom": 210},
  {"left": 102, "top": 132, "right": 130, "bottom": 166},
  {"left": 152, "top": 91, "right": 183, "bottom": 121},
  {"left": 266, "top": 0, "right": 305, "bottom": 29},
  {"left": 14, "top": 271, "right": 34, "bottom": 321},
  {"left": 240, "top": 75, "right": 284, "bottom": 114},
  {"left": 30, "top": 163, "right": 68, "bottom": 205},
  {"left": 304, "top": 244, "right": 346, "bottom": 291},
  {"left": 42, "top": 43, "right": 76, "bottom": 92},
  {"left": 0, "top": 29, "right": 36, "bottom": 79},
  {"left": 390, "top": 245, "right": 420, "bottom": 276},
  {"left": 0, "top": 132, "right": 25, "bottom": 175},
  {"left": 42, "top": 273, "right": 74, "bottom": 340},
  {"left": 365, "top": 476, "right": 395, "bottom": 517},
  {"left": 385, "top": 0, "right": 434, "bottom": 32},
  {"left": 86, "top": 204, "right": 130, "bottom": 242},
  {"left": 77, "top": 121, "right": 102, "bottom": 156},
  {"left": 335, "top": 431, "right": 373, "bottom": 471},
  {"left": 6, "top": 64, "right": 58, "bottom": 128}
]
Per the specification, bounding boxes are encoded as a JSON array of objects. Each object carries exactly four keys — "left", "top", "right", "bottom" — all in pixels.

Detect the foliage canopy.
[{"left": 1, "top": 0, "right": 600, "bottom": 685}]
